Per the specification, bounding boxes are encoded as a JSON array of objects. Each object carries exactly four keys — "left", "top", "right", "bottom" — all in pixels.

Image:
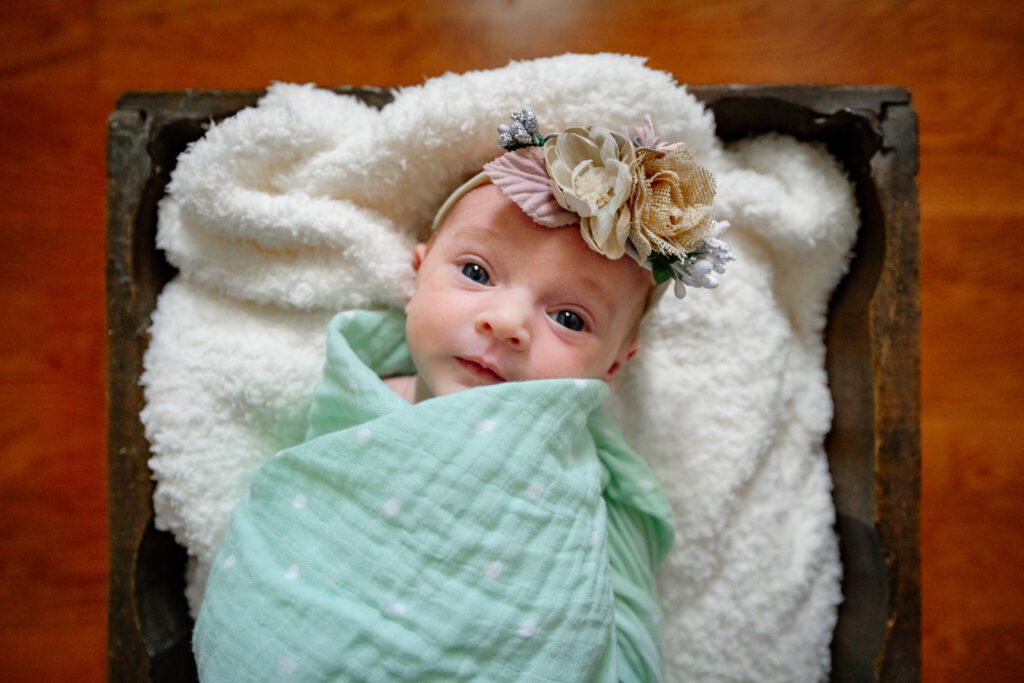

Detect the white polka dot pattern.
[
  {"left": 517, "top": 618, "right": 538, "bottom": 637},
  {"left": 382, "top": 498, "right": 401, "bottom": 518},
  {"left": 277, "top": 654, "right": 298, "bottom": 674}
]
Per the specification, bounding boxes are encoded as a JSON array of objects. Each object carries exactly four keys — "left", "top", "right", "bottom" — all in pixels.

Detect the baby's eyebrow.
[
  {"left": 444, "top": 223, "right": 500, "bottom": 250},
  {"left": 575, "top": 275, "right": 616, "bottom": 316}
]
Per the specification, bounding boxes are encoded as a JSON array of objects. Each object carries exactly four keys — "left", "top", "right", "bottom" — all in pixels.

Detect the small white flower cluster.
[{"left": 670, "top": 223, "right": 735, "bottom": 298}]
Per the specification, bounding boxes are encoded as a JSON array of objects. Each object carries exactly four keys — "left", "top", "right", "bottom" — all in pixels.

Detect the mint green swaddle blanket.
[{"left": 194, "top": 310, "right": 674, "bottom": 682}]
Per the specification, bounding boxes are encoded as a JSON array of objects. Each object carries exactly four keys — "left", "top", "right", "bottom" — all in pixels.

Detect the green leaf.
[{"left": 649, "top": 253, "right": 677, "bottom": 285}]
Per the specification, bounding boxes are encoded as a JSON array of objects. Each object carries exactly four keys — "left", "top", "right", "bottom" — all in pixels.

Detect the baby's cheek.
[
  {"left": 404, "top": 309, "right": 434, "bottom": 366},
  {"left": 537, "top": 347, "right": 605, "bottom": 380},
  {"left": 581, "top": 346, "right": 623, "bottom": 379}
]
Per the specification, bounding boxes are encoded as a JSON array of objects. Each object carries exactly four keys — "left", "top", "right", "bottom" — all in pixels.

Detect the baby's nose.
[{"left": 475, "top": 306, "right": 531, "bottom": 349}]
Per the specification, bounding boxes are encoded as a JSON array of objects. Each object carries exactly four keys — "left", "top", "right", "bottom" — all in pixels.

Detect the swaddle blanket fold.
[{"left": 194, "top": 310, "right": 674, "bottom": 682}]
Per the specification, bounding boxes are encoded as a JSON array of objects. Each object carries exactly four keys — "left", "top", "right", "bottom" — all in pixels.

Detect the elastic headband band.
[{"left": 430, "top": 172, "right": 491, "bottom": 233}]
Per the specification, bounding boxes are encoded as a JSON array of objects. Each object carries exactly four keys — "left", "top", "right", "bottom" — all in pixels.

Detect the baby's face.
[{"left": 405, "top": 183, "right": 650, "bottom": 400}]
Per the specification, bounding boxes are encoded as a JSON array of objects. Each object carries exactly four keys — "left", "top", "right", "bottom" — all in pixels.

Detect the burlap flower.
[
  {"left": 628, "top": 146, "right": 717, "bottom": 261},
  {"left": 543, "top": 126, "right": 636, "bottom": 259}
]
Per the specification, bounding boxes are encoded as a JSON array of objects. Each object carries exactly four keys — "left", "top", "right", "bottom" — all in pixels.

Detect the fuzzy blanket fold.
[{"left": 142, "top": 53, "right": 858, "bottom": 682}]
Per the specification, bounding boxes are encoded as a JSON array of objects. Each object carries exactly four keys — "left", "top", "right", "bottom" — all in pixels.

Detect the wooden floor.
[{"left": 1, "top": 1, "right": 1021, "bottom": 680}]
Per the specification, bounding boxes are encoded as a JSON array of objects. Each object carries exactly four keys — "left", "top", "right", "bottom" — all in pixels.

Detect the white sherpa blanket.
[{"left": 141, "top": 54, "right": 857, "bottom": 682}]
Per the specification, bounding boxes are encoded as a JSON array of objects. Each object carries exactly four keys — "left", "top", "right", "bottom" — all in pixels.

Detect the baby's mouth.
[{"left": 456, "top": 357, "right": 507, "bottom": 384}]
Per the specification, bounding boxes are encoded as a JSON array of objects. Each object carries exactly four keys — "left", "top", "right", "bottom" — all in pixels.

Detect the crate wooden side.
[
  {"left": 106, "top": 86, "right": 919, "bottom": 682},
  {"left": 696, "top": 85, "right": 921, "bottom": 682},
  {"left": 105, "top": 87, "right": 394, "bottom": 683},
  {"left": 107, "top": 104, "right": 156, "bottom": 683}
]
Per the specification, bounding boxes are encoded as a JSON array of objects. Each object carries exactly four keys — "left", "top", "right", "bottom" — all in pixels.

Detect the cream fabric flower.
[
  {"left": 544, "top": 126, "right": 636, "bottom": 259},
  {"left": 628, "top": 146, "right": 717, "bottom": 261}
]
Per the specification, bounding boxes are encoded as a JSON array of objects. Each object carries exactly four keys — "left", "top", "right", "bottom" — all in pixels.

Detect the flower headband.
[{"left": 432, "top": 108, "right": 734, "bottom": 298}]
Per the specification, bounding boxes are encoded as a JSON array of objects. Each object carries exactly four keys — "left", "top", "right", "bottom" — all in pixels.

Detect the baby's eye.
[
  {"left": 552, "top": 310, "right": 585, "bottom": 332},
  {"left": 461, "top": 263, "right": 490, "bottom": 285}
]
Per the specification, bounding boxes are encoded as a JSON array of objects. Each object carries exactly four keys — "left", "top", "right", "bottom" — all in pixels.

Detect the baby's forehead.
[
  {"left": 434, "top": 186, "right": 544, "bottom": 246},
  {"left": 438, "top": 184, "right": 521, "bottom": 228},
  {"left": 438, "top": 216, "right": 532, "bottom": 249},
  {"left": 438, "top": 202, "right": 568, "bottom": 258},
  {"left": 436, "top": 181, "right": 652, "bottom": 296}
]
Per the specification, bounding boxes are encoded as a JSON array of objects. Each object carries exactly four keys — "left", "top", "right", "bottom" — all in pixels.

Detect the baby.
[
  {"left": 384, "top": 181, "right": 650, "bottom": 404},
  {"left": 193, "top": 111, "right": 732, "bottom": 682}
]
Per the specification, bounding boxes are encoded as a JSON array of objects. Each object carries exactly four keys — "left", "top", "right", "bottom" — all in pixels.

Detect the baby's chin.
[
  {"left": 417, "top": 378, "right": 501, "bottom": 402},
  {"left": 413, "top": 375, "right": 475, "bottom": 402}
]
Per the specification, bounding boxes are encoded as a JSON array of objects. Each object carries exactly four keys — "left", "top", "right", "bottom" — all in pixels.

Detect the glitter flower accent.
[
  {"left": 543, "top": 126, "right": 637, "bottom": 259},
  {"left": 628, "top": 145, "right": 717, "bottom": 262},
  {"left": 498, "top": 107, "right": 544, "bottom": 150}
]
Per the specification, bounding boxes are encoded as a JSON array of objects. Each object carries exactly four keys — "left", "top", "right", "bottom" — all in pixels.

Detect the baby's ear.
[
  {"left": 411, "top": 243, "right": 428, "bottom": 272},
  {"left": 604, "top": 338, "right": 640, "bottom": 382},
  {"left": 405, "top": 244, "right": 429, "bottom": 311}
]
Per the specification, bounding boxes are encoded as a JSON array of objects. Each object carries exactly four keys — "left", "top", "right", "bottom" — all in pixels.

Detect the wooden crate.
[{"left": 106, "top": 85, "right": 920, "bottom": 682}]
